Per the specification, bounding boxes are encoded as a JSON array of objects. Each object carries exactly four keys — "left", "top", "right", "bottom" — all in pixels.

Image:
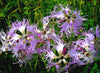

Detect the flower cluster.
[{"left": 0, "top": 4, "right": 100, "bottom": 72}]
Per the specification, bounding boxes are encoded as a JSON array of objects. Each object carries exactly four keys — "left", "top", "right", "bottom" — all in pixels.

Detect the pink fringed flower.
[
  {"left": 72, "top": 32, "right": 96, "bottom": 65},
  {"left": 36, "top": 16, "right": 56, "bottom": 40},
  {"left": 50, "top": 4, "right": 86, "bottom": 36},
  {"left": 0, "top": 19, "right": 38, "bottom": 63},
  {"left": 45, "top": 39, "right": 76, "bottom": 72},
  {"left": 0, "top": 31, "right": 13, "bottom": 52}
]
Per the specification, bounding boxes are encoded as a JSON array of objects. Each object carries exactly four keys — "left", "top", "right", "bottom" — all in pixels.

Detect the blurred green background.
[{"left": 0, "top": 0, "right": 100, "bottom": 73}]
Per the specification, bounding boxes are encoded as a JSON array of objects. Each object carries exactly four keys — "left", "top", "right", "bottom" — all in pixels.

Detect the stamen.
[
  {"left": 42, "top": 30, "right": 46, "bottom": 35},
  {"left": 67, "top": 20, "right": 70, "bottom": 23},
  {"left": 60, "top": 56, "right": 64, "bottom": 59},
  {"left": 72, "top": 19, "right": 75, "bottom": 23},
  {"left": 23, "top": 39, "right": 26, "bottom": 44},
  {"left": 66, "top": 54, "right": 70, "bottom": 58},
  {"left": 8, "top": 36, "right": 11, "bottom": 39},
  {"left": 65, "top": 62, "right": 69, "bottom": 65},
  {"left": 84, "top": 52, "right": 90, "bottom": 57},
  {"left": 72, "top": 14, "right": 76, "bottom": 17},
  {"left": 59, "top": 50, "right": 62, "bottom": 55},
  {"left": 63, "top": 59, "right": 69, "bottom": 65},
  {"left": 12, "top": 44, "right": 15, "bottom": 47},
  {"left": 27, "top": 30, "right": 30, "bottom": 35},
  {"left": 22, "top": 30, "right": 25, "bottom": 34},
  {"left": 19, "top": 57, "right": 23, "bottom": 60},
  {"left": 6, "top": 48, "right": 8, "bottom": 51},
  {"left": 65, "top": 17, "right": 68, "bottom": 20},
  {"left": 53, "top": 55, "right": 58, "bottom": 59},
  {"left": 18, "top": 35, "right": 22, "bottom": 39},
  {"left": 57, "top": 63, "right": 60, "bottom": 65},
  {"left": 27, "top": 37, "right": 32, "bottom": 41},
  {"left": 50, "top": 30, "right": 54, "bottom": 33},
  {"left": 68, "top": 11, "right": 70, "bottom": 14}
]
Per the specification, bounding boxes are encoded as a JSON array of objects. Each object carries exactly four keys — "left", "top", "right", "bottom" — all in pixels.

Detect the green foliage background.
[{"left": 0, "top": 0, "right": 100, "bottom": 73}]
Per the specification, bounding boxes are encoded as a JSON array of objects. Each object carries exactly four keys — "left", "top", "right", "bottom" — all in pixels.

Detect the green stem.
[{"left": 29, "top": 63, "right": 34, "bottom": 72}]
